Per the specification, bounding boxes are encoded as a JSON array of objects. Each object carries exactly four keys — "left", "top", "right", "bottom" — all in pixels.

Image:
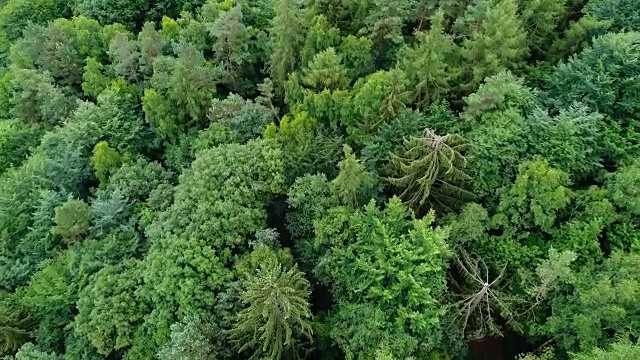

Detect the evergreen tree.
[
  {"left": 230, "top": 247, "right": 313, "bottom": 360},
  {"left": 398, "top": 10, "right": 460, "bottom": 109},
  {"left": 269, "top": 0, "right": 304, "bottom": 93},
  {"left": 388, "top": 129, "right": 472, "bottom": 210},
  {"left": 458, "top": 0, "right": 529, "bottom": 91},
  {"left": 330, "top": 144, "right": 376, "bottom": 207}
]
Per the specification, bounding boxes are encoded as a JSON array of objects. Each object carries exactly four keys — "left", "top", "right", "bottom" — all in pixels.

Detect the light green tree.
[
  {"left": 51, "top": 197, "right": 92, "bottom": 244},
  {"left": 230, "top": 247, "right": 313, "bottom": 360},
  {"left": 388, "top": 129, "right": 472, "bottom": 210}
]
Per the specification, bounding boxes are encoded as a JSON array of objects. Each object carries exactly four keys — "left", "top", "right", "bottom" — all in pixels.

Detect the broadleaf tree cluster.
[{"left": 0, "top": 0, "right": 639, "bottom": 359}]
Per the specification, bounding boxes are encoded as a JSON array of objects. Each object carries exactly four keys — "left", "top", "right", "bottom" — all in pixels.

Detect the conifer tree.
[
  {"left": 230, "top": 251, "right": 313, "bottom": 360},
  {"left": 398, "top": 10, "right": 460, "bottom": 109},
  {"left": 459, "top": 0, "right": 529, "bottom": 91},
  {"left": 388, "top": 129, "right": 472, "bottom": 210},
  {"left": 330, "top": 144, "right": 376, "bottom": 207},
  {"left": 269, "top": 0, "right": 304, "bottom": 94}
]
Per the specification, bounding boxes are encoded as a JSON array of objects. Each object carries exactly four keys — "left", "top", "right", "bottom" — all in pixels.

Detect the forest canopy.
[{"left": 0, "top": 0, "right": 639, "bottom": 359}]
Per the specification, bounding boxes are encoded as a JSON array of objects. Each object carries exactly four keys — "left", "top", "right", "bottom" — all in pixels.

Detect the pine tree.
[
  {"left": 269, "top": 0, "right": 304, "bottom": 94},
  {"left": 330, "top": 144, "right": 376, "bottom": 207},
  {"left": 209, "top": 4, "right": 250, "bottom": 92},
  {"left": 459, "top": 0, "right": 529, "bottom": 91},
  {"left": 398, "top": 10, "right": 460, "bottom": 109},
  {"left": 388, "top": 129, "right": 472, "bottom": 210},
  {"left": 230, "top": 254, "right": 313, "bottom": 360}
]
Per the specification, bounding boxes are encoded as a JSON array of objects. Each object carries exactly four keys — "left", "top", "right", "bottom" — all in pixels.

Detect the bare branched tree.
[
  {"left": 449, "top": 250, "right": 519, "bottom": 340},
  {"left": 449, "top": 248, "right": 577, "bottom": 340}
]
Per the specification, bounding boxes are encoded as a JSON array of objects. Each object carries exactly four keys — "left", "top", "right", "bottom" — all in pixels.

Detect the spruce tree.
[{"left": 388, "top": 129, "right": 472, "bottom": 210}]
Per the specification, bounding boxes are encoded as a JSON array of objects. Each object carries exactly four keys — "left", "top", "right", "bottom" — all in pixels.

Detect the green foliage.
[
  {"left": 90, "top": 141, "right": 122, "bottom": 185},
  {"left": 82, "top": 57, "right": 110, "bottom": 99},
  {"left": 545, "top": 252, "right": 640, "bottom": 352},
  {"left": 9, "top": 69, "right": 75, "bottom": 127},
  {"left": 157, "top": 315, "right": 220, "bottom": 360},
  {"left": 301, "top": 15, "right": 341, "bottom": 67},
  {"left": 209, "top": 93, "right": 274, "bottom": 142},
  {"left": 0, "top": 0, "right": 70, "bottom": 42},
  {"left": 147, "top": 139, "right": 284, "bottom": 259},
  {"left": 230, "top": 245, "right": 313, "bottom": 360},
  {"left": 286, "top": 174, "right": 335, "bottom": 241},
  {"left": 330, "top": 145, "right": 376, "bottom": 207},
  {"left": 499, "top": 159, "right": 572, "bottom": 233},
  {"left": 209, "top": 4, "right": 251, "bottom": 92},
  {"left": 302, "top": 47, "right": 349, "bottom": 91},
  {"left": 398, "top": 10, "right": 459, "bottom": 108},
  {"left": 0, "top": 120, "right": 40, "bottom": 174},
  {"left": 389, "top": 129, "right": 472, "bottom": 210},
  {"left": 1, "top": 0, "right": 640, "bottom": 359},
  {"left": 316, "top": 198, "right": 451, "bottom": 356},
  {"left": 586, "top": 0, "right": 640, "bottom": 32},
  {"left": 269, "top": 0, "right": 304, "bottom": 93},
  {"left": 76, "top": 0, "right": 148, "bottom": 29},
  {"left": 75, "top": 260, "right": 146, "bottom": 356},
  {"left": 346, "top": 69, "right": 411, "bottom": 143},
  {"left": 457, "top": 0, "right": 529, "bottom": 90},
  {"left": 148, "top": 41, "right": 218, "bottom": 133},
  {"left": 606, "top": 161, "right": 640, "bottom": 217},
  {"left": 571, "top": 339, "right": 640, "bottom": 360},
  {"left": 7, "top": 343, "right": 58, "bottom": 360},
  {"left": 264, "top": 111, "right": 342, "bottom": 183},
  {"left": 51, "top": 197, "right": 92, "bottom": 244},
  {"left": 547, "top": 32, "right": 640, "bottom": 157}
]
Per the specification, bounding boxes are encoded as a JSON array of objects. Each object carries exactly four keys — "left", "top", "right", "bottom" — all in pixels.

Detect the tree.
[
  {"left": 6, "top": 342, "right": 58, "bottom": 360},
  {"left": 82, "top": 57, "right": 111, "bottom": 99},
  {"left": 463, "top": 71, "right": 536, "bottom": 200},
  {"left": 300, "top": 15, "right": 341, "bottom": 67},
  {"left": 0, "top": 120, "right": 40, "bottom": 175},
  {"left": 585, "top": 0, "right": 640, "bottom": 32},
  {"left": 90, "top": 141, "right": 122, "bottom": 185},
  {"left": 398, "top": 10, "right": 460, "bottom": 108},
  {"left": 339, "top": 35, "right": 374, "bottom": 81},
  {"left": 146, "top": 139, "right": 284, "bottom": 260},
  {"left": 230, "top": 246, "right": 313, "bottom": 360},
  {"left": 9, "top": 69, "right": 75, "bottom": 127},
  {"left": 571, "top": 339, "right": 640, "bottom": 360},
  {"left": 458, "top": 0, "right": 529, "bottom": 91},
  {"left": 330, "top": 145, "right": 376, "bottom": 207},
  {"left": 76, "top": 0, "right": 148, "bottom": 29},
  {"left": 518, "top": 0, "right": 567, "bottom": 55},
  {"left": 286, "top": 174, "right": 336, "bottom": 252},
  {"left": 269, "top": 0, "right": 304, "bottom": 93},
  {"left": 316, "top": 198, "right": 451, "bottom": 356},
  {"left": 547, "top": 32, "right": 640, "bottom": 159},
  {"left": 149, "top": 41, "right": 218, "bottom": 127},
  {"left": 209, "top": 94, "right": 274, "bottom": 142},
  {"left": 51, "top": 197, "right": 92, "bottom": 244},
  {"left": 74, "top": 260, "right": 146, "bottom": 356},
  {"left": 157, "top": 315, "right": 220, "bottom": 360},
  {"left": 544, "top": 252, "right": 640, "bottom": 352},
  {"left": 264, "top": 111, "right": 342, "bottom": 184},
  {"left": 359, "top": 0, "right": 411, "bottom": 62},
  {"left": 108, "top": 31, "right": 139, "bottom": 82},
  {"left": 0, "top": 0, "right": 71, "bottom": 42},
  {"left": 301, "top": 47, "right": 349, "bottom": 91},
  {"left": 138, "top": 22, "right": 164, "bottom": 78},
  {"left": 346, "top": 69, "right": 411, "bottom": 143},
  {"left": 209, "top": 4, "right": 251, "bottom": 92},
  {"left": 388, "top": 129, "right": 472, "bottom": 210}
]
